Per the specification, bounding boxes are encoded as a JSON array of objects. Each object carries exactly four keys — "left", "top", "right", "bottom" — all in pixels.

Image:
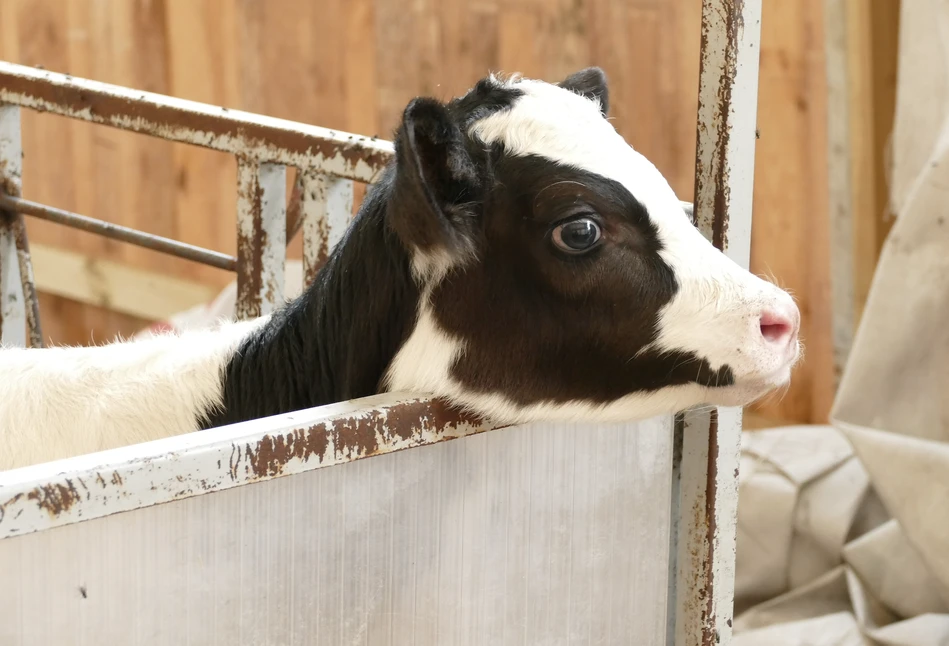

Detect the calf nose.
[{"left": 759, "top": 302, "right": 800, "bottom": 347}]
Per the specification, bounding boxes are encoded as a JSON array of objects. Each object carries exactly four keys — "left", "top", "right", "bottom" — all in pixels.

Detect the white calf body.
[{"left": 0, "top": 318, "right": 266, "bottom": 471}]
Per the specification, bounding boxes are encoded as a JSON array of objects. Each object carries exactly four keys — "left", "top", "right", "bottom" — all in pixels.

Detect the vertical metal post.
[
  {"left": 236, "top": 159, "right": 287, "bottom": 320},
  {"left": 301, "top": 171, "right": 353, "bottom": 286},
  {"left": 669, "top": 1, "right": 762, "bottom": 645},
  {"left": 0, "top": 104, "right": 42, "bottom": 347},
  {"left": 0, "top": 104, "right": 27, "bottom": 347}
]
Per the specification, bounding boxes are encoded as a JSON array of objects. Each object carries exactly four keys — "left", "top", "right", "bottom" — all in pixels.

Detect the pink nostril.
[{"left": 759, "top": 310, "right": 795, "bottom": 344}]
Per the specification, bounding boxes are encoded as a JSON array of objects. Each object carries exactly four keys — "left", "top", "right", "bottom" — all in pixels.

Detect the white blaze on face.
[{"left": 470, "top": 77, "right": 800, "bottom": 394}]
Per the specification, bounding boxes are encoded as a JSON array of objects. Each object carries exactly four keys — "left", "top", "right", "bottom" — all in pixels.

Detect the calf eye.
[{"left": 551, "top": 218, "right": 602, "bottom": 254}]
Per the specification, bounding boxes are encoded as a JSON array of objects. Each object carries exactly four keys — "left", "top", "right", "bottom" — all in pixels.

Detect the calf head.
[{"left": 384, "top": 68, "right": 801, "bottom": 423}]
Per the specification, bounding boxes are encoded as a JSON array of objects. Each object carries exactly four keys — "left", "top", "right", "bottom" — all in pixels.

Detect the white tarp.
[{"left": 733, "top": 2, "right": 949, "bottom": 642}]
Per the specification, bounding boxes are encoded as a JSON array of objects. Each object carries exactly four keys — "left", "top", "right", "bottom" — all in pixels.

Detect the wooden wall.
[{"left": 0, "top": 0, "right": 833, "bottom": 425}]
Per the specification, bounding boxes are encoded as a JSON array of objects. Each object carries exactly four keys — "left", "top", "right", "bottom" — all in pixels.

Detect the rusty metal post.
[
  {"left": 301, "top": 171, "right": 353, "bottom": 285},
  {"left": 0, "top": 103, "right": 28, "bottom": 347},
  {"left": 10, "top": 212, "right": 42, "bottom": 348},
  {"left": 668, "top": 1, "right": 762, "bottom": 645},
  {"left": 236, "top": 159, "right": 287, "bottom": 320}
]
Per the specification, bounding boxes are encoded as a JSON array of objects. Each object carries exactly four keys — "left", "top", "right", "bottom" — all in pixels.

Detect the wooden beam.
[
  {"left": 28, "top": 243, "right": 219, "bottom": 322},
  {"left": 824, "top": 0, "right": 901, "bottom": 383},
  {"left": 846, "top": 0, "right": 901, "bottom": 327}
]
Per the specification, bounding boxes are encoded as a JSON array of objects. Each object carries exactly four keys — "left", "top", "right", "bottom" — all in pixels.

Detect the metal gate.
[{"left": 0, "top": 1, "right": 762, "bottom": 643}]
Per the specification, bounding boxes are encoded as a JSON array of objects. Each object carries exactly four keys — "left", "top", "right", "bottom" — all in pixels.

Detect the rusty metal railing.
[
  {"left": 0, "top": 61, "right": 394, "bottom": 347},
  {"left": 0, "top": 1, "right": 761, "bottom": 638}
]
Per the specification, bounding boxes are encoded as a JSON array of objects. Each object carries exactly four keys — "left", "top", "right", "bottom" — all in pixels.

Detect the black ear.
[
  {"left": 559, "top": 67, "right": 609, "bottom": 116},
  {"left": 392, "top": 97, "right": 481, "bottom": 255}
]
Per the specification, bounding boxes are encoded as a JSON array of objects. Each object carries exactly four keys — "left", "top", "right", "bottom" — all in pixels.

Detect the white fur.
[
  {"left": 386, "top": 75, "right": 800, "bottom": 423},
  {"left": 0, "top": 317, "right": 267, "bottom": 471}
]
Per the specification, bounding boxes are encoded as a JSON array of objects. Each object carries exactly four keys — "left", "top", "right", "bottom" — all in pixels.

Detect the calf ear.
[
  {"left": 391, "top": 97, "right": 480, "bottom": 261},
  {"left": 559, "top": 67, "right": 609, "bottom": 116}
]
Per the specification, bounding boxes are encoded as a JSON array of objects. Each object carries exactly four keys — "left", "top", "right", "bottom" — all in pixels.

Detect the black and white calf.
[{"left": 0, "top": 68, "right": 800, "bottom": 471}]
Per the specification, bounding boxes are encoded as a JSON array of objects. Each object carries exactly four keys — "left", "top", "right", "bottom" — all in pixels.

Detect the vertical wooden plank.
[
  {"left": 671, "top": 1, "right": 762, "bottom": 644},
  {"left": 343, "top": 0, "right": 380, "bottom": 212},
  {"left": 748, "top": 1, "right": 806, "bottom": 421},
  {"left": 497, "top": 6, "right": 543, "bottom": 79},
  {"left": 236, "top": 159, "right": 286, "bottom": 320},
  {"left": 0, "top": 103, "right": 26, "bottom": 347},
  {"left": 824, "top": 0, "right": 855, "bottom": 386},
  {"left": 667, "top": 0, "right": 704, "bottom": 198},
  {"left": 165, "top": 0, "right": 240, "bottom": 290},
  {"left": 801, "top": 0, "right": 836, "bottom": 421},
  {"left": 373, "top": 0, "right": 442, "bottom": 137},
  {"left": 301, "top": 172, "right": 354, "bottom": 285},
  {"left": 0, "top": 0, "right": 19, "bottom": 61},
  {"left": 816, "top": 0, "right": 901, "bottom": 401},
  {"left": 15, "top": 0, "right": 77, "bottom": 255},
  {"left": 119, "top": 0, "right": 176, "bottom": 274},
  {"left": 847, "top": 0, "right": 901, "bottom": 327},
  {"left": 436, "top": 0, "right": 498, "bottom": 98}
]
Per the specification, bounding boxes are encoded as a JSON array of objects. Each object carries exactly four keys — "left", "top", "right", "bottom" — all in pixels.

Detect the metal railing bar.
[
  {"left": 0, "top": 61, "right": 394, "bottom": 184},
  {"left": 0, "top": 194, "right": 238, "bottom": 272}
]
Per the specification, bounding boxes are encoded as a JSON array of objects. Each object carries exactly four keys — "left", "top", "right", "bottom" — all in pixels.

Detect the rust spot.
[
  {"left": 702, "top": 408, "right": 720, "bottom": 645},
  {"left": 308, "top": 215, "right": 331, "bottom": 284},
  {"left": 693, "top": 0, "right": 747, "bottom": 253},
  {"left": 386, "top": 398, "right": 475, "bottom": 443},
  {"left": 244, "top": 422, "right": 331, "bottom": 478},
  {"left": 0, "top": 492, "right": 24, "bottom": 524},
  {"left": 241, "top": 399, "right": 485, "bottom": 479},
  {"left": 27, "top": 480, "right": 80, "bottom": 517},
  {"left": 338, "top": 414, "right": 380, "bottom": 458},
  {"left": 76, "top": 476, "right": 91, "bottom": 500},
  {"left": 0, "top": 169, "right": 20, "bottom": 198},
  {"left": 286, "top": 169, "right": 304, "bottom": 243},
  {"left": 236, "top": 160, "right": 267, "bottom": 320},
  {"left": 228, "top": 443, "right": 241, "bottom": 480}
]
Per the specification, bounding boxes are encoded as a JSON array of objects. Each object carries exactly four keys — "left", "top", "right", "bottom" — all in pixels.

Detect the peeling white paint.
[
  {"left": 0, "top": 103, "right": 25, "bottom": 347},
  {"left": 302, "top": 172, "right": 354, "bottom": 283},
  {"left": 0, "top": 392, "right": 491, "bottom": 540},
  {"left": 235, "top": 159, "right": 287, "bottom": 319},
  {"left": 0, "top": 62, "right": 394, "bottom": 183}
]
